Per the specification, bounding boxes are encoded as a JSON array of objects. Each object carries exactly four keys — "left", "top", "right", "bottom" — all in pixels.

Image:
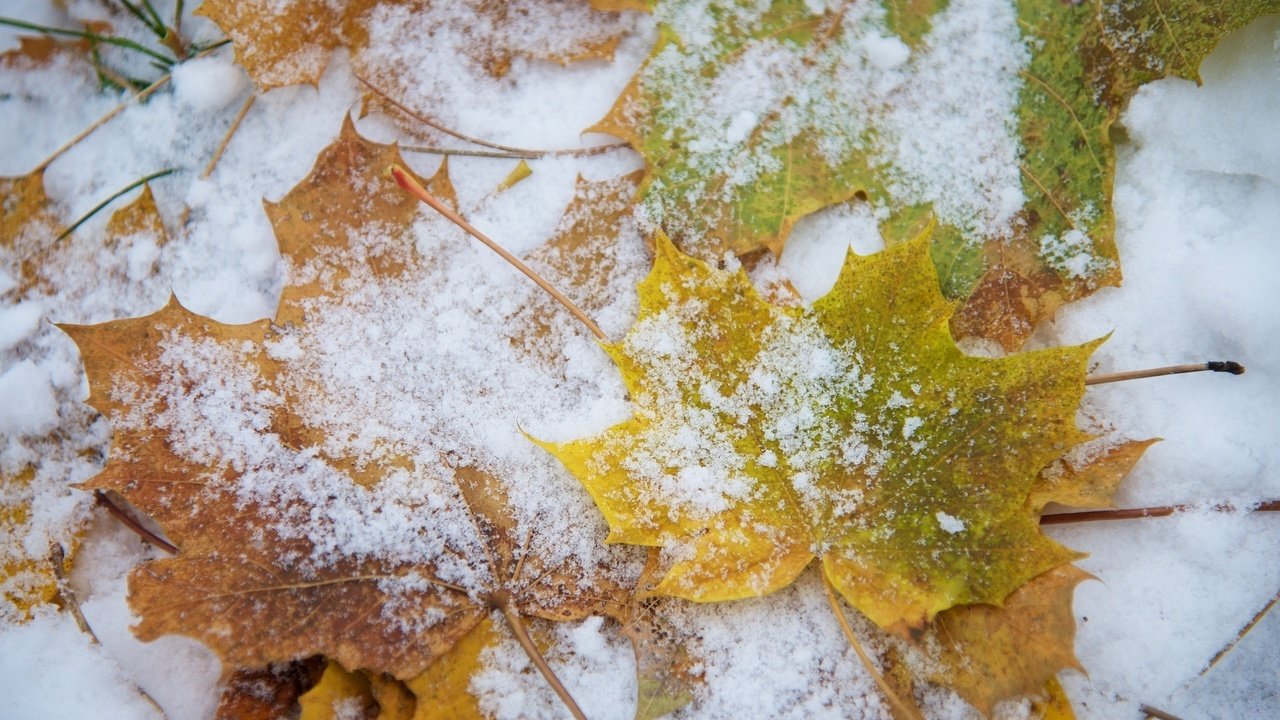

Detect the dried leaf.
[
  {"left": 61, "top": 124, "right": 631, "bottom": 684},
  {"left": 923, "top": 565, "right": 1090, "bottom": 716},
  {"left": 540, "top": 226, "right": 1096, "bottom": 634},
  {"left": 1029, "top": 438, "right": 1159, "bottom": 512},
  {"left": 1, "top": 171, "right": 168, "bottom": 304},
  {"left": 200, "top": 0, "right": 630, "bottom": 90}
]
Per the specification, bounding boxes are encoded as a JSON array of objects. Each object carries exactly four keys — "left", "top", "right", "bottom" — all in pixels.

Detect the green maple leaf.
[
  {"left": 538, "top": 227, "right": 1097, "bottom": 633},
  {"left": 595, "top": 0, "right": 1279, "bottom": 349}
]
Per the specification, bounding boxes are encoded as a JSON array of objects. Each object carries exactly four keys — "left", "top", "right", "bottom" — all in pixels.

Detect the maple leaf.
[
  {"left": 539, "top": 227, "right": 1097, "bottom": 633},
  {"left": 60, "top": 122, "right": 634, "bottom": 702},
  {"left": 594, "top": 0, "right": 1279, "bottom": 350},
  {"left": 200, "top": 0, "right": 631, "bottom": 90}
]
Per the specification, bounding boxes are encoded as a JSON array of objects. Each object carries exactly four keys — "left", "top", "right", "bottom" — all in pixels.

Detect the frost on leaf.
[
  {"left": 60, "top": 123, "right": 635, "bottom": 680},
  {"left": 540, "top": 227, "right": 1098, "bottom": 633},
  {"left": 596, "top": 0, "right": 1280, "bottom": 350},
  {"left": 200, "top": 0, "right": 633, "bottom": 90}
]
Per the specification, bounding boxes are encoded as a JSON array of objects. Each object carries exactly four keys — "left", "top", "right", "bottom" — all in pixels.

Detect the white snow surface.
[{"left": 0, "top": 1, "right": 1277, "bottom": 719}]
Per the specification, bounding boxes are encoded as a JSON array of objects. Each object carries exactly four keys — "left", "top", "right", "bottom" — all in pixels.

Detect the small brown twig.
[
  {"left": 50, "top": 543, "right": 95, "bottom": 638},
  {"left": 94, "top": 490, "right": 179, "bottom": 554},
  {"left": 50, "top": 542, "right": 171, "bottom": 718},
  {"left": 390, "top": 164, "right": 607, "bottom": 341},
  {"left": 1040, "top": 499, "right": 1280, "bottom": 525},
  {"left": 499, "top": 604, "right": 588, "bottom": 720},
  {"left": 357, "top": 73, "right": 626, "bottom": 158},
  {"left": 1203, "top": 584, "right": 1280, "bottom": 674},
  {"left": 1086, "top": 361, "right": 1244, "bottom": 386}
]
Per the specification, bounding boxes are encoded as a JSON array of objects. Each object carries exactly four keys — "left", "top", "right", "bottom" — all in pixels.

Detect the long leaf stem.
[
  {"left": 499, "top": 605, "right": 589, "bottom": 720},
  {"left": 820, "top": 571, "right": 924, "bottom": 720}
]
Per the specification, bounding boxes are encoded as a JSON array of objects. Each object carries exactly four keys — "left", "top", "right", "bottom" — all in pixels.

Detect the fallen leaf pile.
[{"left": 2, "top": 0, "right": 1277, "bottom": 718}]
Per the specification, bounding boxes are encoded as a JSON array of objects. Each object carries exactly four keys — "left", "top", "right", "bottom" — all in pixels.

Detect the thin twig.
[
  {"left": 50, "top": 542, "right": 171, "bottom": 717},
  {"left": 357, "top": 73, "right": 626, "bottom": 158},
  {"left": 58, "top": 169, "right": 175, "bottom": 241},
  {"left": 820, "top": 572, "right": 924, "bottom": 720},
  {"left": 1040, "top": 499, "right": 1280, "bottom": 525},
  {"left": 0, "top": 17, "right": 174, "bottom": 65},
  {"left": 1140, "top": 704, "right": 1187, "bottom": 720},
  {"left": 1202, "top": 584, "right": 1280, "bottom": 674},
  {"left": 50, "top": 543, "right": 95, "bottom": 638},
  {"left": 35, "top": 74, "right": 172, "bottom": 171},
  {"left": 499, "top": 605, "right": 588, "bottom": 720},
  {"left": 390, "top": 164, "right": 607, "bottom": 341},
  {"left": 201, "top": 94, "right": 255, "bottom": 178},
  {"left": 94, "top": 490, "right": 179, "bottom": 554},
  {"left": 1086, "top": 361, "right": 1244, "bottom": 386}
]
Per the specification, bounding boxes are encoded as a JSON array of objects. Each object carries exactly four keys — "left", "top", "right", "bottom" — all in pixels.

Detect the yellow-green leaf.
[{"left": 540, "top": 227, "right": 1096, "bottom": 633}]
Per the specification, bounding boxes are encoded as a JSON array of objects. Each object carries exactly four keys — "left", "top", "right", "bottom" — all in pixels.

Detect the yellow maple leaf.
[{"left": 540, "top": 227, "right": 1097, "bottom": 633}]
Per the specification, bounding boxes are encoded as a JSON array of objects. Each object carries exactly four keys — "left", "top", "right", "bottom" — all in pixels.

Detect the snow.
[{"left": 1, "top": 1, "right": 1278, "bottom": 719}]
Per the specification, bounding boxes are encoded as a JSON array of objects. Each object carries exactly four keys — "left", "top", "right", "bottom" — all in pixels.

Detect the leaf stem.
[
  {"left": 58, "top": 168, "right": 175, "bottom": 241},
  {"left": 499, "top": 604, "right": 588, "bottom": 720},
  {"left": 820, "top": 571, "right": 924, "bottom": 720},
  {"left": 358, "top": 73, "right": 626, "bottom": 158},
  {"left": 0, "top": 16, "right": 174, "bottom": 65},
  {"left": 1040, "top": 499, "right": 1280, "bottom": 525},
  {"left": 94, "top": 490, "right": 179, "bottom": 554},
  {"left": 389, "top": 164, "right": 607, "bottom": 341},
  {"left": 1085, "top": 361, "right": 1244, "bottom": 386}
]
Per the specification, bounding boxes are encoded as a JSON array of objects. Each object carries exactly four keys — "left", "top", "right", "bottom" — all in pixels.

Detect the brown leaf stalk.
[
  {"left": 820, "top": 571, "right": 924, "bottom": 720},
  {"left": 499, "top": 603, "right": 588, "bottom": 720}
]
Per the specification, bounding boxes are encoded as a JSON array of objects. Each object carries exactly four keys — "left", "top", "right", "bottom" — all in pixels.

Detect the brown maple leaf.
[{"left": 62, "top": 121, "right": 637, "bottom": 705}]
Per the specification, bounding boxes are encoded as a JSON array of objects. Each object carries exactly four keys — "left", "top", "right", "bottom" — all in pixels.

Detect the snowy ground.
[{"left": 1, "top": 2, "right": 1278, "bottom": 719}]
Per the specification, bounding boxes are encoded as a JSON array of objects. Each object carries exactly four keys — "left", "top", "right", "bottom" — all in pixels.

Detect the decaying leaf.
[
  {"left": 200, "top": 0, "right": 631, "bottom": 90},
  {"left": 541, "top": 225, "right": 1096, "bottom": 633},
  {"left": 61, "top": 122, "right": 633, "bottom": 689}
]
